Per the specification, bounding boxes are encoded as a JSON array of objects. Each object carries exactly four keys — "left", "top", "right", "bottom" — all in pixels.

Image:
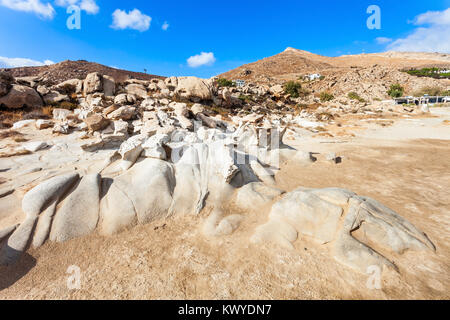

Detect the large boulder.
[
  {"left": 102, "top": 75, "right": 116, "bottom": 97},
  {"left": 55, "top": 79, "right": 83, "bottom": 94},
  {"left": 125, "top": 84, "right": 148, "bottom": 99},
  {"left": 0, "top": 71, "right": 13, "bottom": 97},
  {"left": 0, "top": 173, "right": 79, "bottom": 265},
  {"left": 251, "top": 187, "right": 436, "bottom": 273},
  {"left": 175, "top": 77, "right": 214, "bottom": 102},
  {"left": 107, "top": 106, "right": 136, "bottom": 121},
  {"left": 50, "top": 174, "right": 101, "bottom": 242},
  {"left": 118, "top": 134, "right": 147, "bottom": 170},
  {"left": 0, "top": 84, "right": 43, "bottom": 109},
  {"left": 43, "top": 91, "right": 69, "bottom": 104},
  {"left": 99, "top": 159, "right": 175, "bottom": 235},
  {"left": 84, "top": 114, "right": 110, "bottom": 132},
  {"left": 83, "top": 72, "right": 103, "bottom": 95}
]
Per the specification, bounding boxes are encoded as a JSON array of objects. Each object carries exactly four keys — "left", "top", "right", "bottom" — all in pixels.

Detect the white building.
[
  {"left": 234, "top": 79, "right": 246, "bottom": 87},
  {"left": 306, "top": 73, "right": 322, "bottom": 81}
]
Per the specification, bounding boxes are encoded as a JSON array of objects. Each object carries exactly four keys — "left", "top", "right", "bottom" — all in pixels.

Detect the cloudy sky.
[{"left": 0, "top": 0, "right": 449, "bottom": 77}]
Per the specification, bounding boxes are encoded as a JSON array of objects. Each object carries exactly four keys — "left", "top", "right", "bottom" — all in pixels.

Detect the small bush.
[
  {"left": 57, "top": 101, "right": 78, "bottom": 110},
  {"left": 284, "top": 81, "right": 309, "bottom": 98},
  {"left": 347, "top": 92, "right": 366, "bottom": 103},
  {"left": 284, "top": 81, "right": 301, "bottom": 97},
  {"left": 320, "top": 91, "right": 334, "bottom": 102},
  {"left": 217, "top": 78, "right": 235, "bottom": 87},
  {"left": 57, "top": 83, "right": 77, "bottom": 95},
  {"left": 238, "top": 94, "right": 253, "bottom": 103},
  {"left": 387, "top": 84, "right": 404, "bottom": 98}
]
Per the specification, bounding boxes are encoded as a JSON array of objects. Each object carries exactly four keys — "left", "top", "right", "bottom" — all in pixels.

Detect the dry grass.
[
  {"left": 0, "top": 130, "right": 24, "bottom": 139},
  {"left": 0, "top": 106, "right": 52, "bottom": 128}
]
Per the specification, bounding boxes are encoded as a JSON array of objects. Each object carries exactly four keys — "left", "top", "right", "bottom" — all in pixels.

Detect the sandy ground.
[{"left": 0, "top": 108, "right": 449, "bottom": 300}]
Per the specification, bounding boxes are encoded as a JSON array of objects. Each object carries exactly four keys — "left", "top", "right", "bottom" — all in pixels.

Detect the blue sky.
[{"left": 0, "top": 0, "right": 449, "bottom": 78}]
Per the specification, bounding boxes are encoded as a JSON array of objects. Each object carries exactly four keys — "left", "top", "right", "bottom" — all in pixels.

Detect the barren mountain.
[
  {"left": 1, "top": 60, "right": 164, "bottom": 86},
  {"left": 221, "top": 48, "right": 450, "bottom": 81},
  {"left": 220, "top": 48, "right": 450, "bottom": 100}
]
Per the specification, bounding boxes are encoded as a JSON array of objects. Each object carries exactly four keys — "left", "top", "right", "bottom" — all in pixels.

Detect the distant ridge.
[
  {"left": 220, "top": 47, "right": 450, "bottom": 83},
  {"left": 2, "top": 60, "right": 164, "bottom": 85}
]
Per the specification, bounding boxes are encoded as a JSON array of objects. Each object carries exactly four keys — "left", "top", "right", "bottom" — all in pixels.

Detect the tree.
[{"left": 387, "top": 84, "right": 404, "bottom": 98}]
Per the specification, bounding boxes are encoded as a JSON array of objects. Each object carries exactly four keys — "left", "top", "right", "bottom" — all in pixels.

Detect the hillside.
[
  {"left": 220, "top": 48, "right": 450, "bottom": 100},
  {"left": 221, "top": 48, "right": 450, "bottom": 82},
  {"left": 1, "top": 60, "right": 164, "bottom": 86}
]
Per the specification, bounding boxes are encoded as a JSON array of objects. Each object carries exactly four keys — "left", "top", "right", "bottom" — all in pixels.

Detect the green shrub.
[
  {"left": 406, "top": 68, "right": 450, "bottom": 79},
  {"left": 387, "top": 84, "right": 404, "bottom": 98},
  {"left": 283, "top": 81, "right": 309, "bottom": 98},
  {"left": 217, "top": 78, "right": 235, "bottom": 87},
  {"left": 347, "top": 92, "right": 366, "bottom": 103},
  {"left": 320, "top": 91, "right": 334, "bottom": 102}
]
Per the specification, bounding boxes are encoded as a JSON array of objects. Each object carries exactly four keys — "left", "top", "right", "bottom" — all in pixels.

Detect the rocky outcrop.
[
  {"left": 83, "top": 72, "right": 103, "bottom": 95},
  {"left": 0, "top": 71, "right": 13, "bottom": 97},
  {"left": 0, "top": 84, "right": 43, "bottom": 109},
  {"left": 251, "top": 187, "right": 435, "bottom": 273},
  {"left": 175, "top": 77, "right": 214, "bottom": 102}
]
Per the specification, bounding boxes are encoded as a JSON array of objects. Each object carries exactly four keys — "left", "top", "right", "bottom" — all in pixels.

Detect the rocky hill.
[
  {"left": 220, "top": 48, "right": 450, "bottom": 100},
  {"left": 1, "top": 60, "right": 164, "bottom": 86}
]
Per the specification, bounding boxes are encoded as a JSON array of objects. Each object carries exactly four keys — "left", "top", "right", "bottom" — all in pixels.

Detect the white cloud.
[
  {"left": 111, "top": 9, "right": 151, "bottom": 32},
  {"left": 55, "top": 0, "right": 99, "bottom": 14},
  {"left": 0, "top": 0, "right": 55, "bottom": 19},
  {"left": 187, "top": 52, "right": 216, "bottom": 68},
  {"left": 387, "top": 8, "right": 450, "bottom": 53},
  {"left": 162, "top": 21, "right": 169, "bottom": 31},
  {"left": 375, "top": 37, "right": 392, "bottom": 44},
  {"left": 0, "top": 56, "right": 54, "bottom": 68}
]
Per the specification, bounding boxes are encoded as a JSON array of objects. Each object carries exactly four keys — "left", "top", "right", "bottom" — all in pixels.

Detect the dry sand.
[{"left": 0, "top": 109, "right": 449, "bottom": 300}]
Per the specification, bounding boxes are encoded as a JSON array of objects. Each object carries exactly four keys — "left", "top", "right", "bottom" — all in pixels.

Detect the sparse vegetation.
[
  {"left": 238, "top": 94, "right": 253, "bottom": 103},
  {"left": 57, "top": 101, "right": 78, "bottom": 110},
  {"left": 320, "top": 91, "right": 334, "bottom": 102},
  {"left": 57, "top": 83, "right": 77, "bottom": 95},
  {"left": 387, "top": 84, "right": 404, "bottom": 98},
  {"left": 283, "top": 81, "right": 309, "bottom": 98},
  {"left": 413, "top": 86, "right": 447, "bottom": 97},
  {"left": 283, "top": 81, "right": 301, "bottom": 97},
  {"left": 216, "top": 78, "right": 235, "bottom": 87},
  {"left": 414, "top": 86, "right": 440, "bottom": 97},
  {"left": 405, "top": 67, "right": 450, "bottom": 79},
  {"left": 347, "top": 92, "right": 366, "bottom": 103},
  {"left": 0, "top": 130, "right": 23, "bottom": 139}
]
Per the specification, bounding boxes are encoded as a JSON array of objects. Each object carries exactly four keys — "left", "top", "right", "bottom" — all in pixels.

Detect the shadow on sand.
[{"left": 0, "top": 248, "right": 37, "bottom": 291}]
